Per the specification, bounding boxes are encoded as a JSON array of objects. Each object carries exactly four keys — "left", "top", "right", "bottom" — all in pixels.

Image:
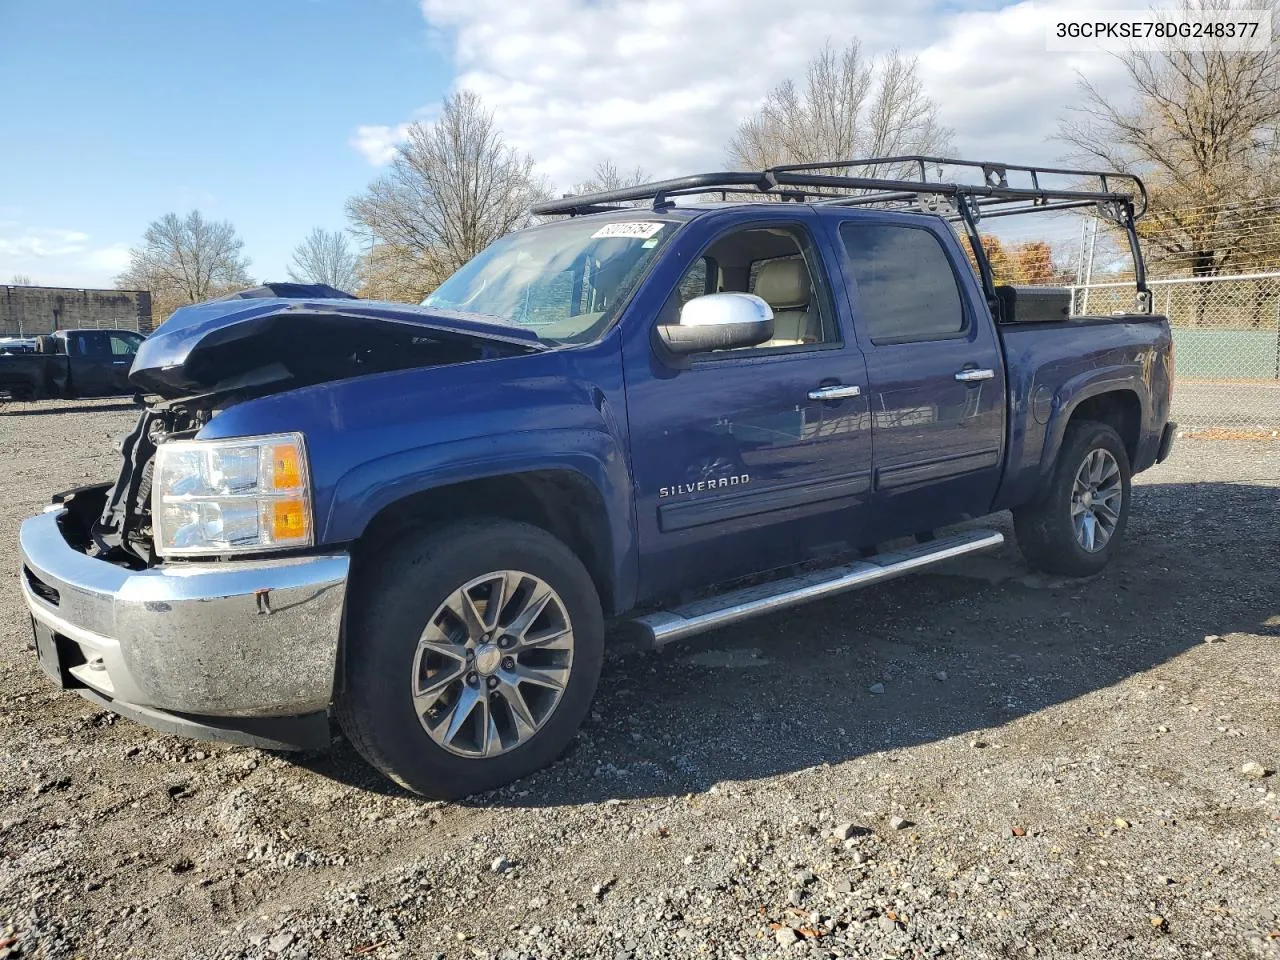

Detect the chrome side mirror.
[{"left": 655, "top": 293, "right": 774, "bottom": 356}]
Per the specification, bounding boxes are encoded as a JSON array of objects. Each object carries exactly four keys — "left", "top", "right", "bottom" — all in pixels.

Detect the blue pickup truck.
[{"left": 19, "top": 158, "right": 1174, "bottom": 798}]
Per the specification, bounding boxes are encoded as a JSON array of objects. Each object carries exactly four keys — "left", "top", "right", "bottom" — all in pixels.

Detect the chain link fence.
[
  {"left": 1069, "top": 272, "right": 1280, "bottom": 432},
  {"left": 952, "top": 195, "right": 1280, "bottom": 434}
]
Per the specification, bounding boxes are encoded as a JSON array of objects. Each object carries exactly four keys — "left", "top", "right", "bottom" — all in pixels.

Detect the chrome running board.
[{"left": 631, "top": 529, "right": 1003, "bottom": 648}]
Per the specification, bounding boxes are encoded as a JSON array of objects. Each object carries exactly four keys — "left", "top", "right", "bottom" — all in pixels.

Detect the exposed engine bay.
[
  {"left": 93, "top": 401, "right": 212, "bottom": 566},
  {"left": 93, "top": 297, "right": 547, "bottom": 565}
]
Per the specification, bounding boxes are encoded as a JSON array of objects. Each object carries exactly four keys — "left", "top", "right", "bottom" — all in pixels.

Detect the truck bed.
[
  {"left": 994, "top": 312, "right": 1174, "bottom": 511},
  {"left": 0, "top": 354, "right": 68, "bottom": 399}
]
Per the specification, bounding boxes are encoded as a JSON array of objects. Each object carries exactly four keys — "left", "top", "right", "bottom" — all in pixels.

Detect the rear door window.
[{"left": 840, "top": 223, "right": 966, "bottom": 344}]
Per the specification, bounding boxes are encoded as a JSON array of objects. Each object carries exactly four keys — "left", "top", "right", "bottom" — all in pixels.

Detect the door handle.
[
  {"left": 954, "top": 368, "right": 995, "bottom": 382},
  {"left": 808, "top": 384, "right": 862, "bottom": 401}
]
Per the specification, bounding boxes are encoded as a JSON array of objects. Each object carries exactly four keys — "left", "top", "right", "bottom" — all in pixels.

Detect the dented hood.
[{"left": 130, "top": 297, "right": 545, "bottom": 398}]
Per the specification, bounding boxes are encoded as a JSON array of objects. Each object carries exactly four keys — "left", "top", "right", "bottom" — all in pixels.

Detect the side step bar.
[{"left": 631, "top": 529, "right": 1003, "bottom": 648}]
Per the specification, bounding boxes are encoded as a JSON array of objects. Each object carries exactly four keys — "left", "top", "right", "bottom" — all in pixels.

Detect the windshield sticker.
[{"left": 591, "top": 221, "right": 666, "bottom": 240}]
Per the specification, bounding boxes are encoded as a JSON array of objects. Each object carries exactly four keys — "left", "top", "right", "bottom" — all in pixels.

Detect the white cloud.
[
  {"left": 0, "top": 226, "right": 131, "bottom": 288},
  {"left": 423, "top": 0, "right": 946, "bottom": 184},
  {"left": 350, "top": 122, "right": 412, "bottom": 166},
  {"left": 347, "top": 0, "right": 1137, "bottom": 188},
  {"left": 917, "top": 0, "right": 1131, "bottom": 164},
  {"left": 0, "top": 228, "right": 91, "bottom": 259},
  {"left": 82, "top": 244, "right": 132, "bottom": 276}
]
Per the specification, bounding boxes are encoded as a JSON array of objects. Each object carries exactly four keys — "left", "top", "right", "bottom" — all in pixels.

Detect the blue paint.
[{"left": 164, "top": 204, "right": 1173, "bottom": 614}]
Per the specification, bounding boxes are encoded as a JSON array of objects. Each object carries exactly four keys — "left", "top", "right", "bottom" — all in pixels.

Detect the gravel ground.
[
  {"left": 1, "top": 398, "right": 1278, "bottom": 960},
  {"left": 1172, "top": 381, "right": 1280, "bottom": 430}
]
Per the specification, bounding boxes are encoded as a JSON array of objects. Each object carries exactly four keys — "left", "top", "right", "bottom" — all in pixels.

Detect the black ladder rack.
[
  {"left": 530, "top": 155, "right": 1147, "bottom": 219},
  {"left": 529, "top": 155, "right": 1151, "bottom": 309}
]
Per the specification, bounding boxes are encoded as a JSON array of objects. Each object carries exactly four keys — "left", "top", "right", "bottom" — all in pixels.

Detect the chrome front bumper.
[{"left": 19, "top": 505, "right": 349, "bottom": 747}]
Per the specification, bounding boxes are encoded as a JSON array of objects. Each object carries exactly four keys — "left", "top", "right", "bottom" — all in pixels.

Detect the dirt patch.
[{"left": 1179, "top": 427, "right": 1280, "bottom": 441}]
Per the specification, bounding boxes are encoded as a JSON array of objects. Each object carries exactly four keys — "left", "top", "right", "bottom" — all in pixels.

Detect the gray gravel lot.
[
  {"left": 1173, "top": 381, "right": 1280, "bottom": 430},
  {"left": 1, "top": 398, "right": 1278, "bottom": 960}
]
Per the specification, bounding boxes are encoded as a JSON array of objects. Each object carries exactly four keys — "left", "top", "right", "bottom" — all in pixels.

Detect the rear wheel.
[
  {"left": 336, "top": 518, "right": 604, "bottom": 799},
  {"left": 1013, "top": 420, "right": 1132, "bottom": 577}
]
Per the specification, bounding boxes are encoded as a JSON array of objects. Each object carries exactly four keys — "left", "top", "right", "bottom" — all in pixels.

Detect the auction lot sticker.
[{"left": 592, "top": 222, "right": 666, "bottom": 240}]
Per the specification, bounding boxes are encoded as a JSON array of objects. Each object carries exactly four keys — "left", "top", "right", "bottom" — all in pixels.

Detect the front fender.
[
  {"left": 323, "top": 429, "right": 636, "bottom": 615},
  {"left": 323, "top": 429, "right": 629, "bottom": 541},
  {"left": 195, "top": 336, "right": 636, "bottom": 607}
]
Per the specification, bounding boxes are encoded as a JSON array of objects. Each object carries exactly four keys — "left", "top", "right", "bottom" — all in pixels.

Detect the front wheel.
[
  {"left": 1013, "top": 420, "right": 1132, "bottom": 577},
  {"left": 336, "top": 518, "right": 604, "bottom": 799}
]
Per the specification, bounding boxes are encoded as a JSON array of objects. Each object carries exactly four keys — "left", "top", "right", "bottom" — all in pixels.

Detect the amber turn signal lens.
[
  {"left": 270, "top": 499, "right": 309, "bottom": 543},
  {"left": 269, "top": 443, "right": 303, "bottom": 491}
]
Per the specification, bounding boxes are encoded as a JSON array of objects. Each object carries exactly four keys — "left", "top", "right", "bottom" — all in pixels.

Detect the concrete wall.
[{"left": 0, "top": 285, "right": 153, "bottom": 337}]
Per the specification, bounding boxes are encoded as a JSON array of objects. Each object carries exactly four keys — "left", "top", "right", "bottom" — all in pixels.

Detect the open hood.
[{"left": 130, "top": 297, "right": 546, "bottom": 399}]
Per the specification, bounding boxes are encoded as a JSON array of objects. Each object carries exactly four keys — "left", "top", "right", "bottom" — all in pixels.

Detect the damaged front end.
[
  {"left": 19, "top": 296, "right": 548, "bottom": 745},
  {"left": 94, "top": 296, "right": 546, "bottom": 565},
  {"left": 128, "top": 296, "right": 545, "bottom": 400},
  {"left": 92, "top": 400, "right": 211, "bottom": 566}
]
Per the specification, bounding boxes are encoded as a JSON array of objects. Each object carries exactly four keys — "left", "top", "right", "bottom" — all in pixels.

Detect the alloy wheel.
[
  {"left": 1070, "top": 448, "right": 1123, "bottom": 552},
  {"left": 410, "top": 570, "right": 574, "bottom": 757}
]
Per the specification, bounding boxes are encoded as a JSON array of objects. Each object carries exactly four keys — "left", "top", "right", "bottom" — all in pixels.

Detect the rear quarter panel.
[{"left": 994, "top": 314, "right": 1173, "bottom": 511}]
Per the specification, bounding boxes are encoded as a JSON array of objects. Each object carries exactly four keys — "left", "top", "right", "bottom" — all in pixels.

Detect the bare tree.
[
  {"left": 728, "top": 42, "right": 952, "bottom": 178},
  {"left": 347, "top": 91, "right": 550, "bottom": 289},
  {"left": 558, "top": 161, "right": 652, "bottom": 208},
  {"left": 287, "top": 227, "right": 361, "bottom": 291},
  {"left": 117, "top": 211, "right": 253, "bottom": 321},
  {"left": 572, "top": 160, "right": 650, "bottom": 195},
  {"left": 10, "top": 274, "right": 33, "bottom": 286},
  {"left": 1059, "top": 0, "right": 1280, "bottom": 277},
  {"left": 355, "top": 243, "right": 447, "bottom": 303}
]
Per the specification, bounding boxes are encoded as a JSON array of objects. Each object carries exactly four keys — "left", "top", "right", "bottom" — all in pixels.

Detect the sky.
[{"left": 0, "top": 0, "right": 1135, "bottom": 289}]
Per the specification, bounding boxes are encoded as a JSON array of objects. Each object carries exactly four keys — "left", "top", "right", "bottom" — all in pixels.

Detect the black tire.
[
  {"left": 336, "top": 518, "right": 604, "bottom": 799},
  {"left": 1013, "top": 420, "right": 1132, "bottom": 577}
]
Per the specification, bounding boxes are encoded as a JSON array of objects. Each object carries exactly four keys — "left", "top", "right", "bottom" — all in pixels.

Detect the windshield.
[{"left": 423, "top": 217, "right": 680, "bottom": 342}]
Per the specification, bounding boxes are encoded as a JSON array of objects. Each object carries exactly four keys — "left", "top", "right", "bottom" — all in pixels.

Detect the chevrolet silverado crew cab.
[{"left": 19, "top": 157, "right": 1175, "bottom": 798}]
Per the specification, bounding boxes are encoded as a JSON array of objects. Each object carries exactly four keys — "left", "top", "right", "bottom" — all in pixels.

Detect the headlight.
[{"left": 152, "top": 433, "right": 313, "bottom": 557}]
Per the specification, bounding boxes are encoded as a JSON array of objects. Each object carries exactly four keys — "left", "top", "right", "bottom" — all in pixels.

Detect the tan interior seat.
[{"left": 753, "top": 259, "right": 819, "bottom": 346}]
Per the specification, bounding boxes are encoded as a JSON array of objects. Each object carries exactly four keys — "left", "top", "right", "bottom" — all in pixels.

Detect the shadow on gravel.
[
  {"left": 1, "top": 401, "right": 140, "bottom": 417},
  {"left": 293, "top": 480, "right": 1280, "bottom": 807}
]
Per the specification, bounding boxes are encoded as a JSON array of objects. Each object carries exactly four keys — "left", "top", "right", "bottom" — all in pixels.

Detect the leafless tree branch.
[
  {"left": 346, "top": 91, "right": 550, "bottom": 297},
  {"left": 726, "top": 41, "right": 953, "bottom": 181},
  {"left": 287, "top": 227, "right": 361, "bottom": 291},
  {"left": 1058, "top": 0, "right": 1280, "bottom": 276},
  {"left": 116, "top": 210, "right": 253, "bottom": 322}
]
